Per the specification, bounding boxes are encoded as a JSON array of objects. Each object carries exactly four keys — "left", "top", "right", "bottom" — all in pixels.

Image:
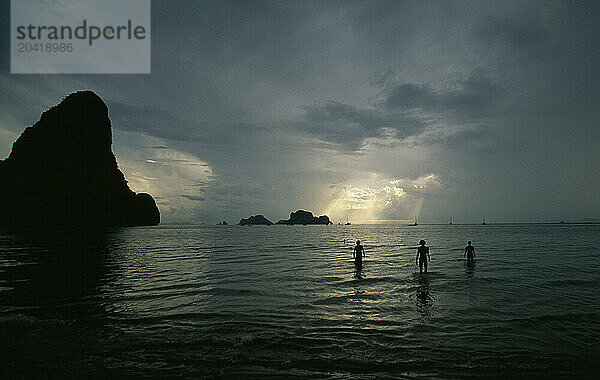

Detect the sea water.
[{"left": 1, "top": 224, "right": 599, "bottom": 377}]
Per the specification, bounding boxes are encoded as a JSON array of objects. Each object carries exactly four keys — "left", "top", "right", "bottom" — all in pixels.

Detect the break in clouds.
[
  {"left": 325, "top": 174, "right": 446, "bottom": 222},
  {"left": 0, "top": 1, "right": 598, "bottom": 223}
]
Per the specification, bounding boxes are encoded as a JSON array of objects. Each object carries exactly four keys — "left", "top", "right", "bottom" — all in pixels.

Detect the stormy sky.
[{"left": 1, "top": 1, "right": 599, "bottom": 223}]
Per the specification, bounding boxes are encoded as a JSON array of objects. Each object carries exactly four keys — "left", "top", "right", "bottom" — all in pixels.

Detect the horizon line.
[{"left": 159, "top": 220, "right": 600, "bottom": 226}]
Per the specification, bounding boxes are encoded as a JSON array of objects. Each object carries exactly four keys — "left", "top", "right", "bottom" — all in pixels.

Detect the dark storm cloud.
[
  {"left": 107, "top": 101, "right": 265, "bottom": 146},
  {"left": 147, "top": 145, "right": 169, "bottom": 149},
  {"left": 474, "top": 15, "right": 547, "bottom": 48},
  {"left": 297, "top": 101, "right": 427, "bottom": 151},
  {"left": 383, "top": 72, "right": 502, "bottom": 118},
  {"left": 1, "top": 1, "right": 599, "bottom": 223},
  {"left": 295, "top": 71, "right": 502, "bottom": 152},
  {"left": 106, "top": 102, "right": 181, "bottom": 138},
  {"left": 181, "top": 195, "right": 205, "bottom": 202}
]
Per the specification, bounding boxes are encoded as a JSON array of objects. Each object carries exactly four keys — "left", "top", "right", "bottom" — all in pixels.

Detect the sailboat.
[
  {"left": 449, "top": 216, "right": 453, "bottom": 225},
  {"left": 409, "top": 214, "right": 418, "bottom": 226},
  {"left": 482, "top": 212, "right": 486, "bottom": 225},
  {"left": 345, "top": 216, "right": 351, "bottom": 226}
]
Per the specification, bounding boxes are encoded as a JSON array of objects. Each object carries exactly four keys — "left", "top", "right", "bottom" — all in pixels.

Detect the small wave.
[
  {"left": 544, "top": 279, "right": 598, "bottom": 287},
  {"left": 312, "top": 292, "right": 379, "bottom": 305},
  {"left": 336, "top": 276, "right": 405, "bottom": 286}
]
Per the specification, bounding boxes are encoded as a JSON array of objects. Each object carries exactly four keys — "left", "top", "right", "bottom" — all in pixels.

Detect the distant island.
[
  {"left": 237, "top": 210, "right": 332, "bottom": 225},
  {"left": 276, "top": 210, "right": 332, "bottom": 225},
  {"left": 0, "top": 91, "right": 160, "bottom": 227},
  {"left": 238, "top": 215, "right": 273, "bottom": 225}
]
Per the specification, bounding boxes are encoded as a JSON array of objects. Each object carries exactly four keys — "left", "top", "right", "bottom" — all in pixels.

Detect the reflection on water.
[
  {"left": 0, "top": 228, "right": 111, "bottom": 312},
  {"left": 353, "top": 261, "right": 363, "bottom": 279},
  {"left": 0, "top": 228, "right": 115, "bottom": 378},
  {"left": 1, "top": 224, "right": 599, "bottom": 377},
  {"left": 465, "top": 260, "right": 476, "bottom": 278},
  {"left": 416, "top": 275, "right": 433, "bottom": 304},
  {"left": 415, "top": 274, "right": 434, "bottom": 320}
]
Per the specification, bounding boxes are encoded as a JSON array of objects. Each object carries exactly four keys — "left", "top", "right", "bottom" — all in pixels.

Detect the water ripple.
[{"left": 1, "top": 224, "right": 599, "bottom": 377}]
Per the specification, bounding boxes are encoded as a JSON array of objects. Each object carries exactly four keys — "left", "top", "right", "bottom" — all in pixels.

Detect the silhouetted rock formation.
[
  {"left": 238, "top": 215, "right": 273, "bottom": 225},
  {"left": 0, "top": 91, "right": 160, "bottom": 227},
  {"left": 217, "top": 221, "right": 228, "bottom": 225},
  {"left": 276, "top": 210, "right": 332, "bottom": 225}
]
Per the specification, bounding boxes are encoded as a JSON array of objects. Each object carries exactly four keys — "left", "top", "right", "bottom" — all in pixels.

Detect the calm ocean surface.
[{"left": 1, "top": 224, "right": 599, "bottom": 378}]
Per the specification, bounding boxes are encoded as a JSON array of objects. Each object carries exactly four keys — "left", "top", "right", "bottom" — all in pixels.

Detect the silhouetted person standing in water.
[
  {"left": 416, "top": 240, "right": 430, "bottom": 273},
  {"left": 353, "top": 240, "right": 365, "bottom": 267},
  {"left": 464, "top": 241, "right": 475, "bottom": 263}
]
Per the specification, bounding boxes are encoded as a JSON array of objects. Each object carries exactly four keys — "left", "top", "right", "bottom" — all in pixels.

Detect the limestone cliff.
[{"left": 0, "top": 91, "right": 160, "bottom": 227}]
